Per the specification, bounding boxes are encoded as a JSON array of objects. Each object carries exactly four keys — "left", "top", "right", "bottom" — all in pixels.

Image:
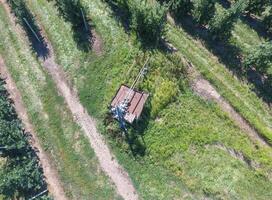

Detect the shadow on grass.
[
  {"left": 174, "top": 14, "right": 272, "bottom": 105},
  {"left": 127, "top": 106, "right": 151, "bottom": 157},
  {"left": 240, "top": 14, "right": 272, "bottom": 40},
  {"left": 54, "top": 1, "right": 94, "bottom": 52},
  {"left": 104, "top": 104, "right": 150, "bottom": 158},
  {"left": 102, "top": 0, "right": 131, "bottom": 33},
  {"left": 8, "top": 1, "right": 49, "bottom": 59},
  {"left": 175, "top": 15, "right": 243, "bottom": 73},
  {"left": 103, "top": 0, "right": 164, "bottom": 50}
]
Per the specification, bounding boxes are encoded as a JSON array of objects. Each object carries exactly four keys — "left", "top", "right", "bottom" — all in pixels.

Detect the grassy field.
[
  {"left": 24, "top": 0, "right": 272, "bottom": 199},
  {"left": 167, "top": 22, "right": 272, "bottom": 143},
  {"left": 165, "top": 1, "right": 272, "bottom": 144},
  {"left": 0, "top": 4, "right": 120, "bottom": 200}
]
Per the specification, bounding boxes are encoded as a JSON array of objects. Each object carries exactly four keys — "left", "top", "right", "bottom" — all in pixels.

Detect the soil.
[
  {"left": 92, "top": 29, "right": 103, "bottom": 56},
  {"left": 0, "top": 57, "right": 68, "bottom": 200}
]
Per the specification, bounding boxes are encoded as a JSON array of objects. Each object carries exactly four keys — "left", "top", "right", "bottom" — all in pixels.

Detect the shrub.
[
  {"left": 159, "top": 0, "right": 193, "bottom": 18},
  {"left": 131, "top": 0, "right": 167, "bottom": 47},
  {"left": 0, "top": 80, "right": 49, "bottom": 199},
  {"left": 209, "top": 0, "right": 247, "bottom": 41},
  {"left": 244, "top": 41, "right": 272, "bottom": 73},
  {"left": 263, "top": 8, "right": 272, "bottom": 34},
  {"left": 245, "top": 0, "right": 269, "bottom": 16},
  {"left": 151, "top": 79, "right": 179, "bottom": 117},
  {"left": 191, "top": 0, "right": 216, "bottom": 25}
]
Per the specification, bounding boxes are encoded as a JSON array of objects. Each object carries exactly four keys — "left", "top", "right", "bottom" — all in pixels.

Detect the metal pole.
[
  {"left": 23, "top": 18, "right": 41, "bottom": 43},
  {"left": 81, "top": 8, "right": 88, "bottom": 31},
  {"left": 29, "top": 189, "right": 48, "bottom": 200},
  {"left": 125, "top": 57, "right": 150, "bottom": 101}
]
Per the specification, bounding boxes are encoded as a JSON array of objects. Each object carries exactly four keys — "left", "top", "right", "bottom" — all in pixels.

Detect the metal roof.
[{"left": 111, "top": 85, "right": 149, "bottom": 123}]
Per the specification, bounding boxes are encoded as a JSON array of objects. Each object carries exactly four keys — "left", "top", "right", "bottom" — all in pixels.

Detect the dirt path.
[
  {"left": 92, "top": 29, "right": 103, "bottom": 55},
  {"left": 186, "top": 62, "right": 271, "bottom": 148},
  {"left": 0, "top": 57, "right": 68, "bottom": 200},
  {"left": 42, "top": 38, "right": 138, "bottom": 200},
  {"left": 1, "top": 1, "right": 138, "bottom": 199}
]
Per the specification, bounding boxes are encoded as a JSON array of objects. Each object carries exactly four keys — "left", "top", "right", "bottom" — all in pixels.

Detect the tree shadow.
[
  {"left": 246, "top": 69, "right": 272, "bottom": 106},
  {"left": 104, "top": 102, "right": 150, "bottom": 158},
  {"left": 175, "top": 15, "right": 244, "bottom": 75},
  {"left": 126, "top": 105, "right": 151, "bottom": 157},
  {"left": 216, "top": 0, "right": 231, "bottom": 9},
  {"left": 102, "top": 0, "right": 131, "bottom": 33},
  {"left": 8, "top": 1, "right": 49, "bottom": 59},
  {"left": 53, "top": 1, "right": 94, "bottom": 52},
  {"left": 240, "top": 14, "right": 272, "bottom": 40}
]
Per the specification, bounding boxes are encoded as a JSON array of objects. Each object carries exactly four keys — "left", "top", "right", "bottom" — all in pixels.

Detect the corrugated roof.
[{"left": 111, "top": 85, "right": 149, "bottom": 123}]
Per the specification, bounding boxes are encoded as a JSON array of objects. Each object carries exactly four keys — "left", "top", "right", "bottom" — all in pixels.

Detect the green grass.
[
  {"left": 24, "top": 0, "right": 272, "bottom": 199},
  {"left": 165, "top": 2, "right": 272, "bottom": 143},
  {"left": 0, "top": 5, "right": 120, "bottom": 200},
  {"left": 167, "top": 23, "right": 272, "bottom": 143}
]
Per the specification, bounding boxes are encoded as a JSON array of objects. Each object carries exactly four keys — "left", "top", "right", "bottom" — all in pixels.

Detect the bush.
[
  {"left": 209, "top": 0, "right": 247, "bottom": 41},
  {"left": 245, "top": 0, "right": 269, "bottom": 15},
  {"left": 159, "top": 0, "right": 193, "bottom": 18},
  {"left": 151, "top": 79, "right": 179, "bottom": 117},
  {"left": 0, "top": 80, "right": 49, "bottom": 199},
  {"left": 263, "top": 8, "right": 272, "bottom": 34},
  {"left": 131, "top": 0, "right": 167, "bottom": 47},
  {"left": 244, "top": 41, "right": 272, "bottom": 73},
  {"left": 191, "top": 0, "right": 216, "bottom": 25}
]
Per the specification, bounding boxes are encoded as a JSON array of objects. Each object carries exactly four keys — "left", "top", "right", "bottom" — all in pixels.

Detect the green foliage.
[
  {"left": 244, "top": 41, "right": 272, "bottom": 72},
  {"left": 245, "top": 0, "right": 269, "bottom": 15},
  {"left": 19, "top": 0, "right": 272, "bottom": 198},
  {"left": 7, "top": 0, "right": 42, "bottom": 41},
  {"left": 191, "top": 0, "right": 215, "bottom": 25},
  {"left": 131, "top": 0, "right": 167, "bottom": 47},
  {"left": 209, "top": 0, "right": 247, "bottom": 41},
  {"left": 264, "top": 8, "right": 272, "bottom": 34},
  {"left": 0, "top": 80, "right": 48, "bottom": 199},
  {"left": 107, "top": 0, "right": 167, "bottom": 47},
  {"left": 151, "top": 79, "right": 179, "bottom": 117},
  {"left": 55, "top": 0, "right": 86, "bottom": 27},
  {"left": 7, "top": 0, "right": 34, "bottom": 25},
  {"left": 159, "top": 0, "right": 193, "bottom": 18}
]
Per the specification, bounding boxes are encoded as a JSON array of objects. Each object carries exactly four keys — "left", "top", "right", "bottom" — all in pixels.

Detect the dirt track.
[
  {"left": 0, "top": 57, "right": 68, "bottom": 200},
  {"left": 42, "top": 39, "right": 138, "bottom": 200}
]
